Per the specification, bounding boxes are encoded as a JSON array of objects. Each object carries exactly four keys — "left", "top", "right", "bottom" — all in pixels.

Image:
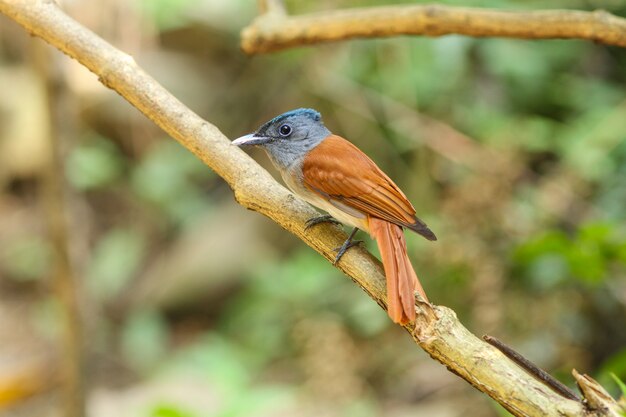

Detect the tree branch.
[
  {"left": 0, "top": 1, "right": 621, "bottom": 416},
  {"left": 573, "top": 370, "right": 625, "bottom": 416},
  {"left": 241, "top": 3, "right": 626, "bottom": 54}
]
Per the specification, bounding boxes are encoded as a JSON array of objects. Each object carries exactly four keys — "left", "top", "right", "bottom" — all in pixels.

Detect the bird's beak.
[{"left": 231, "top": 133, "right": 272, "bottom": 147}]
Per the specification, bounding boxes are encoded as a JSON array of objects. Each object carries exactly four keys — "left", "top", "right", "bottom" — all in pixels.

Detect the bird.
[{"left": 232, "top": 108, "right": 436, "bottom": 324}]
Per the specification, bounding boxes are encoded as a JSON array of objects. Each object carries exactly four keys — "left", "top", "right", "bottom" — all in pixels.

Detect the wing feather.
[{"left": 302, "top": 135, "right": 435, "bottom": 240}]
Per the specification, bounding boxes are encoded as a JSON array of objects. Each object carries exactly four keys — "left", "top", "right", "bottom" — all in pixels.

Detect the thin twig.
[
  {"left": 484, "top": 335, "right": 581, "bottom": 402},
  {"left": 32, "top": 40, "right": 85, "bottom": 417},
  {"left": 241, "top": 4, "right": 626, "bottom": 54}
]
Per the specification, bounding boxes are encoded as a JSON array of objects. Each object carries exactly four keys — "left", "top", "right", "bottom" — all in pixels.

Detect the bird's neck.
[
  {"left": 264, "top": 134, "right": 327, "bottom": 172},
  {"left": 265, "top": 144, "right": 304, "bottom": 172}
]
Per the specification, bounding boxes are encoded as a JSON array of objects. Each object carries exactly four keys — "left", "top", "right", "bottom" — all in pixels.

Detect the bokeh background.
[{"left": 1, "top": 0, "right": 626, "bottom": 416}]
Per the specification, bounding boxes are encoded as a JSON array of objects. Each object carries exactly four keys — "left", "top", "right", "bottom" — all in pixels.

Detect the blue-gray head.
[{"left": 232, "top": 108, "right": 331, "bottom": 169}]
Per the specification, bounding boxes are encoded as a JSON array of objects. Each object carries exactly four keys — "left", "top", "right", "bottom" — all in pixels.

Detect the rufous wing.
[{"left": 301, "top": 135, "right": 435, "bottom": 240}]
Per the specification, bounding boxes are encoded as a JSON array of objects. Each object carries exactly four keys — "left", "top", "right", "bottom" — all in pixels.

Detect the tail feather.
[
  {"left": 407, "top": 220, "right": 437, "bottom": 241},
  {"left": 370, "top": 217, "right": 428, "bottom": 324}
]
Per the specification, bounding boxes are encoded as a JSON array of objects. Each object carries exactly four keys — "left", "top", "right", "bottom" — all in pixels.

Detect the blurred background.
[{"left": 0, "top": 0, "right": 625, "bottom": 416}]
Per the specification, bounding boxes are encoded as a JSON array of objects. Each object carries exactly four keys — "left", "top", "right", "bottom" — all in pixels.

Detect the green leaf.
[
  {"left": 121, "top": 309, "right": 169, "bottom": 374},
  {"left": 514, "top": 230, "right": 570, "bottom": 264},
  {"left": 131, "top": 140, "right": 212, "bottom": 226},
  {"left": 87, "top": 228, "right": 145, "bottom": 301},
  {"left": 162, "top": 334, "right": 255, "bottom": 394},
  {"left": 151, "top": 404, "right": 197, "bottom": 417},
  {"left": 135, "top": 0, "right": 196, "bottom": 30},
  {"left": 1, "top": 236, "right": 51, "bottom": 281},
  {"left": 66, "top": 136, "right": 124, "bottom": 189},
  {"left": 611, "top": 373, "right": 626, "bottom": 398}
]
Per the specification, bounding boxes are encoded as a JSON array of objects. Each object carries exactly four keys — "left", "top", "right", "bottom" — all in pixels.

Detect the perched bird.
[{"left": 232, "top": 108, "right": 436, "bottom": 324}]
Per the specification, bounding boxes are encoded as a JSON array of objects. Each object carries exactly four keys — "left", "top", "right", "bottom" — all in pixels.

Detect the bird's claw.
[
  {"left": 304, "top": 214, "right": 340, "bottom": 231},
  {"left": 332, "top": 238, "right": 363, "bottom": 265},
  {"left": 331, "top": 228, "right": 361, "bottom": 265}
]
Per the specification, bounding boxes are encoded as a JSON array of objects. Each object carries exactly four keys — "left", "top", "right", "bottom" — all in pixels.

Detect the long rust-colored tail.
[{"left": 369, "top": 217, "right": 428, "bottom": 324}]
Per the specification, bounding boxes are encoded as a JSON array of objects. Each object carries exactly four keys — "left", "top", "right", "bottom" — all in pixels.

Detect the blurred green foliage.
[
  {"left": 1, "top": 236, "right": 51, "bottom": 281},
  {"left": 151, "top": 405, "right": 197, "bottom": 417},
  {"left": 136, "top": 0, "right": 197, "bottom": 30},
  {"left": 611, "top": 373, "right": 626, "bottom": 399},
  {"left": 88, "top": 228, "right": 146, "bottom": 301},
  {"left": 132, "top": 141, "right": 215, "bottom": 227},
  {"left": 122, "top": 308, "right": 169, "bottom": 373},
  {"left": 514, "top": 223, "right": 626, "bottom": 287},
  {"left": 67, "top": 134, "right": 125, "bottom": 190},
  {"left": 158, "top": 335, "right": 295, "bottom": 417}
]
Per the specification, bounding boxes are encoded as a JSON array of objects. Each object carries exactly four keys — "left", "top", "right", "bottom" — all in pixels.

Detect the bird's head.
[{"left": 232, "top": 108, "right": 330, "bottom": 169}]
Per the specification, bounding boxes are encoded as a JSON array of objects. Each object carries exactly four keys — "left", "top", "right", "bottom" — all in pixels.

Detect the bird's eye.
[{"left": 278, "top": 124, "right": 292, "bottom": 136}]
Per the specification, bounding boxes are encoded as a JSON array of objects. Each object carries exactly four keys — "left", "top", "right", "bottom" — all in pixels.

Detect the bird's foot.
[
  {"left": 304, "top": 214, "right": 341, "bottom": 231},
  {"left": 332, "top": 228, "right": 362, "bottom": 265}
]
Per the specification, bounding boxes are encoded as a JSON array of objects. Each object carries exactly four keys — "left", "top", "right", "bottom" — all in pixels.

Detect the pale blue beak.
[{"left": 231, "top": 133, "right": 272, "bottom": 146}]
